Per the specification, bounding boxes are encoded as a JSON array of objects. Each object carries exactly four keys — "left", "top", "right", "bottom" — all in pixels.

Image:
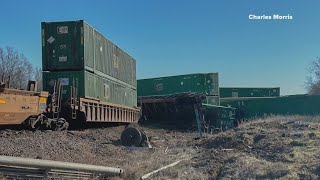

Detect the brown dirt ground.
[{"left": 1, "top": 115, "right": 320, "bottom": 179}]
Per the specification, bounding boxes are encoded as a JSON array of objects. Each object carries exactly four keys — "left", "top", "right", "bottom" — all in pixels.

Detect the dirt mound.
[
  {"left": 200, "top": 134, "right": 247, "bottom": 150},
  {"left": 191, "top": 116, "right": 320, "bottom": 179}
]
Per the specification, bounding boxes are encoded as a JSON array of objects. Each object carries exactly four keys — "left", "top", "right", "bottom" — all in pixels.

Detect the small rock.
[
  {"left": 309, "top": 133, "right": 317, "bottom": 139},
  {"left": 36, "top": 156, "right": 42, "bottom": 159},
  {"left": 254, "top": 134, "right": 267, "bottom": 143},
  {"left": 286, "top": 121, "right": 295, "bottom": 125},
  {"left": 289, "top": 132, "right": 304, "bottom": 138},
  {"left": 289, "top": 153, "right": 295, "bottom": 158},
  {"left": 290, "top": 141, "right": 305, "bottom": 147},
  {"left": 293, "top": 121, "right": 311, "bottom": 129},
  {"left": 298, "top": 173, "right": 306, "bottom": 179}
]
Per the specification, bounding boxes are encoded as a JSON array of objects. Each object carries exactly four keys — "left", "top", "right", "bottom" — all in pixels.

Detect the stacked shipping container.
[
  {"left": 42, "top": 20, "right": 137, "bottom": 107},
  {"left": 220, "top": 87, "right": 280, "bottom": 98}
]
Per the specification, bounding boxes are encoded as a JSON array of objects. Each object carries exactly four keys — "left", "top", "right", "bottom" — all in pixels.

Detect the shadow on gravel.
[
  {"left": 0, "top": 125, "right": 23, "bottom": 131},
  {"left": 256, "top": 170, "right": 289, "bottom": 179}
]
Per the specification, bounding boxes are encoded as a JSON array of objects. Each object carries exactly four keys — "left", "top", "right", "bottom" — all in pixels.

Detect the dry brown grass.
[{"left": 217, "top": 154, "right": 291, "bottom": 179}]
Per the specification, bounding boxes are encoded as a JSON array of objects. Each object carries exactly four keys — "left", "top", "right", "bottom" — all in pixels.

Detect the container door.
[{"left": 42, "top": 21, "right": 83, "bottom": 70}]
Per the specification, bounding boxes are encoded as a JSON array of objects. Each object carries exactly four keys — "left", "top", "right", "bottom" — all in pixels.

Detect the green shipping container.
[
  {"left": 137, "top": 73, "right": 219, "bottom": 96},
  {"left": 220, "top": 87, "right": 280, "bottom": 98},
  {"left": 43, "top": 71, "right": 137, "bottom": 108},
  {"left": 220, "top": 94, "right": 320, "bottom": 119},
  {"left": 41, "top": 20, "right": 136, "bottom": 88},
  {"left": 203, "top": 104, "right": 236, "bottom": 131}
]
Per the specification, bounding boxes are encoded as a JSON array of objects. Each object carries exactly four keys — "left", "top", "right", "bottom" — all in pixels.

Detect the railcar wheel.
[{"left": 121, "top": 127, "right": 142, "bottom": 147}]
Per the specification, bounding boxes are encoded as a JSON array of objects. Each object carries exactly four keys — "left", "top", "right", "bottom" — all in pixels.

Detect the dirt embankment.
[
  {"left": 0, "top": 116, "right": 320, "bottom": 179},
  {"left": 193, "top": 116, "right": 320, "bottom": 179}
]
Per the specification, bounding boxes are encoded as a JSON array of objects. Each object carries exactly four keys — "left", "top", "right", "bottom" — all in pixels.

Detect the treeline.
[{"left": 0, "top": 47, "right": 42, "bottom": 90}]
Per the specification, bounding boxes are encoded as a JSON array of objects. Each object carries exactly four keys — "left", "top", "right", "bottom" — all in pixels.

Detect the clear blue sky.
[{"left": 0, "top": 0, "right": 319, "bottom": 95}]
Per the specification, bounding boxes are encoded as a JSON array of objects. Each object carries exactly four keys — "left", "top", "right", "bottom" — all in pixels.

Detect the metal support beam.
[{"left": 194, "top": 104, "right": 202, "bottom": 137}]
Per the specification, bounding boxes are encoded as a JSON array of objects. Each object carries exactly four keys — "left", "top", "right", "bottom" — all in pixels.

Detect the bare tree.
[
  {"left": 306, "top": 57, "right": 320, "bottom": 95},
  {"left": 33, "top": 66, "right": 42, "bottom": 91},
  {"left": 0, "top": 47, "right": 34, "bottom": 89}
]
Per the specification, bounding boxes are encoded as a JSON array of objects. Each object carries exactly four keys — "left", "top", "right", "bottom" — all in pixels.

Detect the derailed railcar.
[
  {"left": 219, "top": 87, "right": 280, "bottom": 98},
  {"left": 0, "top": 80, "right": 69, "bottom": 130},
  {"left": 0, "top": 79, "right": 144, "bottom": 146},
  {"left": 138, "top": 93, "right": 236, "bottom": 134},
  {"left": 0, "top": 85, "right": 47, "bottom": 126},
  {"left": 1, "top": 19, "right": 141, "bottom": 131},
  {"left": 220, "top": 94, "right": 320, "bottom": 119}
]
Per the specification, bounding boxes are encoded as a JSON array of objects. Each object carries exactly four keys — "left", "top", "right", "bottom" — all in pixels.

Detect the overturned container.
[{"left": 138, "top": 73, "right": 220, "bottom": 105}]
